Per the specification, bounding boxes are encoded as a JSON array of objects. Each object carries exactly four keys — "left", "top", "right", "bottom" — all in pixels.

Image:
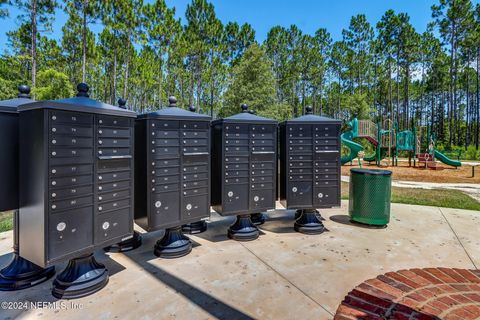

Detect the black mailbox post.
[
  {"left": 18, "top": 83, "right": 136, "bottom": 298},
  {"left": 279, "top": 106, "right": 341, "bottom": 234},
  {"left": 134, "top": 97, "right": 211, "bottom": 258},
  {"left": 211, "top": 104, "right": 277, "bottom": 241},
  {"left": 0, "top": 85, "right": 55, "bottom": 291}
]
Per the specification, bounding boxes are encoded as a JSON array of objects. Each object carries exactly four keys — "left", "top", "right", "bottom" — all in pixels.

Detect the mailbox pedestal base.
[
  {"left": 294, "top": 209, "right": 326, "bottom": 235},
  {"left": 52, "top": 253, "right": 108, "bottom": 299},
  {"left": 250, "top": 213, "right": 266, "bottom": 226},
  {"left": 0, "top": 253, "right": 55, "bottom": 291},
  {"left": 154, "top": 227, "right": 192, "bottom": 259},
  {"left": 295, "top": 209, "right": 322, "bottom": 220},
  {"left": 228, "top": 215, "right": 259, "bottom": 241},
  {"left": 182, "top": 221, "right": 207, "bottom": 234},
  {"left": 103, "top": 231, "right": 142, "bottom": 253}
]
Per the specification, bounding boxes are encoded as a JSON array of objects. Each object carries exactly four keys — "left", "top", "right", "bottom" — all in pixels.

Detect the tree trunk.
[
  {"left": 476, "top": 47, "right": 480, "bottom": 150},
  {"left": 82, "top": 0, "right": 87, "bottom": 82},
  {"left": 123, "top": 35, "right": 131, "bottom": 100},
  {"left": 113, "top": 52, "right": 117, "bottom": 104},
  {"left": 31, "top": 0, "right": 37, "bottom": 91}
]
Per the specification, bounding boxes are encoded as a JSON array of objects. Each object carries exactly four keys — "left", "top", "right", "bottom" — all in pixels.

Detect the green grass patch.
[
  {"left": 0, "top": 211, "right": 13, "bottom": 232},
  {"left": 341, "top": 182, "right": 480, "bottom": 211}
]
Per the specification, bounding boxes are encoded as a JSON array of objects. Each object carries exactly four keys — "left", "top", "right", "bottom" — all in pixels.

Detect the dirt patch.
[{"left": 341, "top": 160, "right": 480, "bottom": 183}]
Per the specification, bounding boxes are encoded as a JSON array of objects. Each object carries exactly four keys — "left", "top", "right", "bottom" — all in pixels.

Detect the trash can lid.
[{"left": 350, "top": 168, "right": 392, "bottom": 176}]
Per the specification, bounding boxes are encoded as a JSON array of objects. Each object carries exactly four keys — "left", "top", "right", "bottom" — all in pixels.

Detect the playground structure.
[{"left": 341, "top": 118, "right": 462, "bottom": 169}]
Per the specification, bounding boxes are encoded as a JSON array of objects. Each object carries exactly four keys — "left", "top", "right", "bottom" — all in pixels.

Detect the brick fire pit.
[{"left": 334, "top": 268, "right": 480, "bottom": 320}]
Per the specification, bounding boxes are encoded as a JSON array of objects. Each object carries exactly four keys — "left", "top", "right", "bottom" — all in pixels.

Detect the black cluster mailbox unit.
[
  {"left": 211, "top": 104, "right": 277, "bottom": 241},
  {"left": 18, "top": 83, "right": 136, "bottom": 299},
  {"left": 279, "top": 106, "right": 341, "bottom": 234},
  {"left": 0, "top": 85, "right": 55, "bottom": 291},
  {"left": 134, "top": 97, "right": 211, "bottom": 258}
]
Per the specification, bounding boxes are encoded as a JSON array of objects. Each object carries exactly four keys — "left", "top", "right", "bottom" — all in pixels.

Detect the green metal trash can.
[{"left": 349, "top": 168, "right": 392, "bottom": 226}]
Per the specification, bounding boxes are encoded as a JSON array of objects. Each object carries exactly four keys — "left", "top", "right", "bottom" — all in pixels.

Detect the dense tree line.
[{"left": 0, "top": 0, "right": 479, "bottom": 155}]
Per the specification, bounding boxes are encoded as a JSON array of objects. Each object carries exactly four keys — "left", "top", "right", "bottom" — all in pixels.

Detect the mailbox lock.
[
  {"left": 99, "top": 176, "right": 103, "bottom": 180},
  {"left": 52, "top": 193, "right": 56, "bottom": 198},
  {"left": 318, "top": 193, "right": 324, "bottom": 198},
  {"left": 56, "top": 222, "right": 66, "bottom": 232},
  {"left": 227, "top": 191, "right": 234, "bottom": 197},
  {"left": 51, "top": 115, "right": 57, "bottom": 120},
  {"left": 102, "top": 222, "right": 110, "bottom": 230},
  {"left": 155, "top": 201, "right": 161, "bottom": 208},
  {"left": 51, "top": 169, "right": 56, "bottom": 174},
  {"left": 292, "top": 187, "right": 298, "bottom": 193},
  {"left": 254, "top": 196, "right": 259, "bottom": 202},
  {"left": 99, "top": 206, "right": 103, "bottom": 211},
  {"left": 52, "top": 139, "right": 56, "bottom": 144},
  {"left": 52, "top": 151, "right": 56, "bottom": 156},
  {"left": 52, "top": 181, "right": 57, "bottom": 186},
  {"left": 51, "top": 204, "right": 56, "bottom": 209},
  {"left": 186, "top": 204, "right": 192, "bottom": 211},
  {"left": 52, "top": 127, "right": 56, "bottom": 132},
  {"left": 98, "top": 140, "right": 103, "bottom": 145}
]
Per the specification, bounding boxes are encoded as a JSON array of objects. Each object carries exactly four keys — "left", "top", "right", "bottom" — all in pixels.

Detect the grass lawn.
[
  {"left": 0, "top": 211, "right": 13, "bottom": 232},
  {"left": 341, "top": 182, "right": 480, "bottom": 211}
]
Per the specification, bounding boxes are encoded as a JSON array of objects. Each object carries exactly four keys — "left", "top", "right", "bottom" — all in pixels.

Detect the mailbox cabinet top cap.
[
  {"left": 0, "top": 85, "right": 33, "bottom": 114},
  {"left": 214, "top": 103, "right": 277, "bottom": 124},
  {"left": 18, "top": 83, "right": 137, "bottom": 118},
  {"left": 283, "top": 106, "right": 341, "bottom": 124},
  {"left": 138, "top": 96, "right": 211, "bottom": 121}
]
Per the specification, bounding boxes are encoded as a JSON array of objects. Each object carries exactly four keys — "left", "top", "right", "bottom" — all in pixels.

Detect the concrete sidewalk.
[{"left": 0, "top": 201, "right": 478, "bottom": 320}]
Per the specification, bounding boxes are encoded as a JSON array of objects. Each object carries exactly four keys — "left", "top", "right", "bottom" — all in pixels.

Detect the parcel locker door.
[
  {"left": 223, "top": 184, "right": 249, "bottom": 213},
  {"left": 48, "top": 206, "right": 93, "bottom": 260},
  {"left": 250, "top": 189, "right": 274, "bottom": 211},
  {"left": 182, "top": 194, "right": 209, "bottom": 221},
  {"left": 95, "top": 208, "right": 131, "bottom": 243},
  {"left": 313, "top": 187, "right": 340, "bottom": 207},
  {"left": 150, "top": 192, "right": 180, "bottom": 228},
  {"left": 287, "top": 181, "right": 313, "bottom": 207}
]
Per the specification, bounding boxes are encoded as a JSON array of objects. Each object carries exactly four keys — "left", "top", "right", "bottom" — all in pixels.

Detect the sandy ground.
[{"left": 342, "top": 160, "right": 480, "bottom": 184}]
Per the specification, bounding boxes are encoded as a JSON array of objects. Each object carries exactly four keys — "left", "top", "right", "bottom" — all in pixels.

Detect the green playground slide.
[
  {"left": 434, "top": 150, "right": 462, "bottom": 167},
  {"left": 341, "top": 131, "right": 364, "bottom": 164},
  {"left": 363, "top": 148, "right": 387, "bottom": 162}
]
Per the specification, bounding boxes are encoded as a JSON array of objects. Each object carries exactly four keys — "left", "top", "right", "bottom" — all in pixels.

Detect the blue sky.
[{"left": 1, "top": 0, "right": 479, "bottom": 51}]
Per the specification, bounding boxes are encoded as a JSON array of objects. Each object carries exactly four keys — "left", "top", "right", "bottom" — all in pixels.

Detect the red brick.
[
  {"left": 416, "top": 288, "right": 437, "bottom": 299},
  {"left": 424, "top": 286, "right": 445, "bottom": 296},
  {"left": 405, "top": 291, "right": 429, "bottom": 303},
  {"left": 377, "top": 275, "right": 414, "bottom": 293},
  {"left": 449, "top": 283, "right": 471, "bottom": 291},
  {"left": 452, "top": 269, "right": 480, "bottom": 283},
  {"left": 443, "top": 313, "right": 466, "bottom": 320},
  {"left": 463, "top": 305, "right": 480, "bottom": 317},
  {"left": 389, "top": 311, "right": 411, "bottom": 320},
  {"left": 385, "top": 271, "right": 424, "bottom": 289},
  {"left": 450, "top": 293, "right": 473, "bottom": 304},
  {"left": 424, "top": 268, "right": 458, "bottom": 283},
  {"left": 464, "top": 293, "right": 480, "bottom": 303},
  {"left": 398, "top": 270, "right": 432, "bottom": 287},
  {"left": 415, "top": 313, "right": 439, "bottom": 320},
  {"left": 427, "top": 299, "right": 451, "bottom": 312},
  {"left": 333, "top": 315, "right": 356, "bottom": 320},
  {"left": 364, "top": 278, "right": 404, "bottom": 299},
  {"left": 336, "top": 304, "right": 377, "bottom": 318},
  {"left": 467, "top": 283, "right": 480, "bottom": 291},
  {"left": 437, "top": 296, "right": 459, "bottom": 307},
  {"left": 448, "top": 307, "right": 478, "bottom": 320},
  {"left": 349, "top": 289, "right": 393, "bottom": 308},
  {"left": 419, "top": 304, "right": 443, "bottom": 316},
  {"left": 411, "top": 268, "right": 444, "bottom": 285},
  {"left": 438, "top": 268, "right": 469, "bottom": 283},
  {"left": 436, "top": 284, "right": 457, "bottom": 293},
  {"left": 344, "top": 296, "right": 386, "bottom": 315},
  {"left": 357, "top": 283, "right": 396, "bottom": 301},
  {"left": 397, "top": 296, "right": 420, "bottom": 309}
]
